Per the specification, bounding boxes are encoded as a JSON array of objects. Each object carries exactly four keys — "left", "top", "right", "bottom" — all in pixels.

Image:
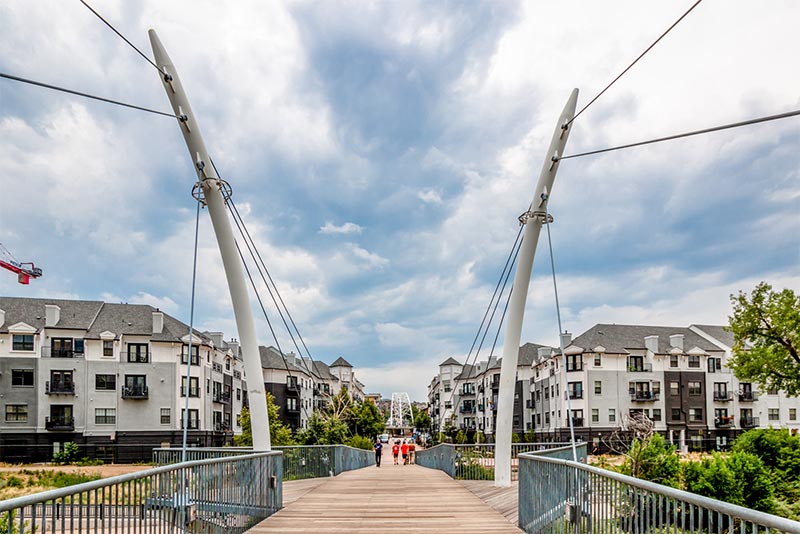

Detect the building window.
[
  {"left": 181, "top": 345, "right": 200, "bottom": 365},
  {"left": 670, "top": 354, "right": 678, "bottom": 368},
  {"left": 768, "top": 408, "right": 780, "bottom": 421},
  {"left": 123, "top": 375, "right": 147, "bottom": 397},
  {"left": 594, "top": 353, "right": 602, "bottom": 366},
  {"left": 181, "top": 377, "right": 200, "bottom": 397},
  {"left": 652, "top": 409, "right": 661, "bottom": 421},
  {"left": 671, "top": 408, "right": 682, "bottom": 421},
  {"left": 225, "top": 359, "right": 231, "bottom": 371},
  {"left": 181, "top": 409, "right": 199, "bottom": 429},
  {"left": 12, "top": 334, "right": 34, "bottom": 351},
  {"left": 95, "top": 408, "right": 116, "bottom": 425},
  {"left": 545, "top": 412, "right": 550, "bottom": 425},
  {"left": 609, "top": 409, "right": 616, "bottom": 423},
  {"left": 669, "top": 381, "right": 679, "bottom": 396},
  {"left": 444, "top": 383, "right": 451, "bottom": 392},
  {"left": 5, "top": 404, "right": 27, "bottom": 422},
  {"left": 688, "top": 355, "right": 700, "bottom": 368},
  {"left": 95, "top": 374, "right": 116, "bottom": 391},
  {"left": 127, "top": 344, "right": 149, "bottom": 363},
  {"left": 566, "top": 354, "right": 583, "bottom": 372},
  {"left": 102, "top": 340, "right": 114, "bottom": 357},
  {"left": 161, "top": 408, "right": 171, "bottom": 425},
  {"left": 707, "top": 357, "right": 721, "bottom": 373},
  {"left": 689, "top": 408, "right": 703, "bottom": 422},
  {"left": 287, "top": 398, "right": 298, "bottom": 411},
  {"left": 594, "top": 381, "right": 602, "bottom": 395},
  {"left": 688, "top": 381, "right": 702, "bottom": 396},
  {"left": 49, "top": 371, "right": 74, "bottom": 393},
  {"left": 11, "top": 369, "right": 34, "bottom": 387},
  {"left": 236, "top": 388, "right": 241, "bottom": 401},
  {"left": 790, "top": 409, "right": 797, "bottom": 421},
  {"left": 568, "top": 382, "right": 583, "bottom": 399},
  {"left": 591, "top": 408, "right": 599, "bottom": 423}
]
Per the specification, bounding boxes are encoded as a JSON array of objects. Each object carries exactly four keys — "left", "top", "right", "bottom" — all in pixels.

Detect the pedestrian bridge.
[{"left": 1, "top": 443, "right": 798, "bottom": 534}]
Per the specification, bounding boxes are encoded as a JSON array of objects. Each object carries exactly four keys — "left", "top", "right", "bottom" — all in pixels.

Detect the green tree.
[
  {"left": 234, "top": 392, "right": 295, "bottom": 447},
  {"left": 728, "top": 282, "right": 800, "bottom": 395},
  {"left": 352, "top": 399, "right": 385, "bottom": 439},
  {"left": 412, "top": 406, "right": 431, "bottom": 432},
  {"left": 682, "top": 452, "right": 775, "bottom": 513},
  {"left": 620, "top": 434, "right": 680, "bottom": 488}
]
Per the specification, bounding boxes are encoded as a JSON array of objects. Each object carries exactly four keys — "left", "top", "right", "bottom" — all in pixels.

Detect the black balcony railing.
[
  {"left": 740, "top": 416, "right": 760, "bottom": 428},
  {"left": 460, "top": 406, "right": 476, "bottom": 414},
  {"left": 41, "top": 347, "right": 84, "bottom": 359},
  {"left": 45, "top": 381, "right": 75, "bottom": 395},
  {"left": 713, "top": 391, "right": 733, "bottom": 402},
  {"left": 286, "top": 404, "right": 301, "bottom": 413},
  {"left": 214, "top": 423, "right": 231, "bottom": 433},
  {"left": 181, "top": 420, "right": 199, "bottom": 430},
  {"left": 122, "top": 385, "right": 149, "bottom": 399},
  {"left": 630, "top": 391, "right": 659, "bottom": 402},
  {"left": 569, "top": 390, "right": 584, "bottom": 400},
  {"left": 45, "top": 416, "right": 75, "bottom": 430},
  {"left": 213, "top": 392, "right": 231, "bottom": 404},
  {"left": 526, "top": 399, "right": 534, "bottom": 408},
  {"left": 628, "top": 363, "right": 653, "bottom": 373},
  {"left": 715, "top": 416, "right": 734, "bottom": 428},
  {"left": 739, "top": 391, "right": 758, "bottom": 402},
  {"left": 567, "top": 417, "right": 584, "bottom": 427},
  {"left": 461, "top": 389, "right": 476, "bottom": 396},
  {"left": 491, "top": 380, "right": 500, "bottom": 390}
]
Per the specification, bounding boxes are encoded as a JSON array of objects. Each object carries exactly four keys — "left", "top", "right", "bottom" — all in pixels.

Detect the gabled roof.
[
  {"left": 570, "top": 324, "right": 722, "bottom": 354},
  {"left": 0, "top": 297, "right": 103, "bottom": 333},
  {"left": 439, "top": 357, "right": 462, "bottom": 367},
  {"left": 87, "top": 302, "right": 212, "bottom": 343},
  {"left": 519, "top": 342, "right": 553, "bottom": 366},
  {"left": 691, "top": 324, "right": 735, "bottom": 350},
  {"left": 258, "top": 346, "right": 311, "bottom": 375},
  {"left": 330, "top": 356, "right": 353, "bottom": 368}
]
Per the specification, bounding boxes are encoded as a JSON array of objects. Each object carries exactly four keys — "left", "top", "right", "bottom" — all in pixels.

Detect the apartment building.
[
  {"left": 529, "top": 324, "right": 800, "bottom": 451},
  {"left": 427, "top": 343, "right": 547, "bottom": 439},
  {"left": 0, "top": 297, "right": 246, "bottom": 462}
]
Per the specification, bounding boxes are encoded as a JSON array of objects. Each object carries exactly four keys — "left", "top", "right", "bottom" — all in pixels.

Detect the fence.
[
  {"left": 0, "top": 451, "right": 282, "bottom": 534},
  {"left": 153, "top": 445, "right": 375, "bottom": 480},
  {"left": 517, "top": 452, "right": 800, "bottom": 534},
  {"left": 416, "top": 442, "right": 584, "bottom": 481}
]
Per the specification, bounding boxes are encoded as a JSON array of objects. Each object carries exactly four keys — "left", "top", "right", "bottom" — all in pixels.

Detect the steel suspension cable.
[
  {"left": 567, "top": 0, "right": 704, "bottom": 127},
  {"left": 0, "top": 72, "right": 179, "bottom": 118},
  {"left": 181, "top": 199, "right": 201, "bottom": 462},
  {"left": 78, "top": 0, "right": 162, "bottom": 73},
  {"left": 560, "top": 108, "right": 800, "bottom": 161}
]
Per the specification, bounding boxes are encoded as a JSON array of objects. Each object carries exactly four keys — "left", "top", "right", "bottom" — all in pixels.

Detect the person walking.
[
  {"left": 408, "top": 440, "right": 416, "bottom": 464},
  {"left": 401, "top": 440, "right": 409, "bottom": 465},
  {"left": 392, "top": 441, "right": 400, "bottom": 465},
  {"left": 373, "top": 437, "right": 383, "bottom": 467}
]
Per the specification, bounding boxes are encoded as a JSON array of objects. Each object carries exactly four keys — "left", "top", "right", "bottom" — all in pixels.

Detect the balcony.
[
  {"left": 566, "top": 417, "right": 584, "bottom": 427},
  {"left": 526, "top": 399, "right": 534, "bottom": 409},
  {"left": 740, "top": 416, "right": 760, "bottom": 428},
  {"left": 628, "top": 363, "right": 653, "bottom": 373},
  {"left": 181, "top": 419, "right": 199, "bottom": 430},
  {"left": 286, "top": 382, "right": 300, "bottom": 394},
  {"left": 122, "top": 385, "right": 149, "bottom": 399},
  {"left": 460, "top": 405, "right": 476, "bottom": 414},
  {"left": 568, "top": 391, "right": 584, "bottom": 400},
  {"left": 713, "top": 391, "right": 733, "bottom": 402},
  {"left": 460, "top": 388, "right": 476, "bottom": 397},
  {"left": 739, "top": 391, "right": 758, "bottom": 402},
  {"left": 630, "top": 391, "right": 659, "bottom": 402},
  {"left": 45, "top": 416, "right": 75, "bottom": 431},
  {"left": 491, "top": 379, "right": 500, "bottom": 390},
  {"left": 459, "top": 423, "right": 477, "bottom": 430},
  {"left": 477, "top": 403, "right": 485, "bottom": 412},
  {"left": 286, "top": 404, "right": 301, "bottom": 413},
  {"left": 41, "top": 347, "right": 83, "bottom": 359},
  {"left": 45, "top": 381, "right": 75, "bottom": 395},
  {"left": 213, "top": 392, "right": 231, "bottom": 404},
  {"left": 214, "top": 422, "right": 231, "bottom": 433},
  {"left": 714, "top": 416, "right": 734, "bottom": 428}
]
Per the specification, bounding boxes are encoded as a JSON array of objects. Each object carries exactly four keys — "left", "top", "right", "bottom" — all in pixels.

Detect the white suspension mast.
[
  {"left": 149, "top": 30, "right": 271, "bottom": 450},
  {"left": 494, "top": 89, "right": 578, "bottom": 487}
]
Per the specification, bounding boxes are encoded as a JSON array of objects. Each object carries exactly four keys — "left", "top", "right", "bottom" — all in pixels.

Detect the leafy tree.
[
  {"left": 682, "top": 452, "right": 775, "bottom": 513},
  {"left": 619, "top": 434, "right": 680, "bottom": 488},
  {"left": 352, "top": 399, "right": 385, "bottom": 439},
  {"left": 728, "top": 283, "right": 800, "bottom": 395},
  {"left": 52, "top": 442, "right": 80, "bottom": 465},
  {"left": 234, "top": 393, "right": 295, "bottom": 447},
  {"left": 346, "top": 435, "right": 374, "bottom": 451},
  {"left": 732, "top": 428, "right": 800, "bottom": 475},
  {"left": 454, "top": 430, "right": 467, "bottom": 444},
  {"left": 412, "top": 406, "right": 431, "bottom": 432},
  {"left": 523, "top": 430, "right": 536, "bottom": 443}
]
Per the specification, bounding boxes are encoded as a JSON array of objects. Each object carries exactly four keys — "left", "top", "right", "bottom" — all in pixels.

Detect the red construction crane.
[{"left": 0, "top": 242, "right": 43, "bottom": 284}]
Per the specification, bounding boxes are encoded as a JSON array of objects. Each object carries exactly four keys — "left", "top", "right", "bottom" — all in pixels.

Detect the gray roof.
[
  {"left": 330, "top": 356, "right": 353, "bottom": 368},
  {"left": 0, "top": 297, "right": 209, "bottom": 344},
  {"left": 259, "top": 346, "right": 311, "bottom": 375},
  {"left": 519, "top": 342, "right": 552, "bottom": 366},
  {"left": 569, "top": 324, "right": 723, "bottom": 354},
  {"left": 311, "top": 360, "right": 338, "bottom": 381},
  {"left": 439, "top": 357, "right": 462, "bottom": 367},
  {"left": 691, "top": 325, "right": 735, "bottom": 349},
  {"left": 0, "top": 297, "right": 102, "bottom": 332}
]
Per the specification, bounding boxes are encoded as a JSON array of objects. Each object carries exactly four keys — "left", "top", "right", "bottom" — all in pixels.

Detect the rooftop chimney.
[
  {"left": 0, "top": 308, "right": 5, "bottom": 328},
  {"left": 286, "top": 352, "right": 296, "bottom": 367},
  {"left": 152, "top": 311, "right": 164, "bottom": 334},
  {"left": 538, "top": 347, "right": 551, "bottom": 359},
  {"left": 644, "top": 335, "right": 659, "bottom": 354},
  {"left": 669, "top": 334, "right": 684, "bottom": 352},
  {"left": 560, "top": 331, "right": 572, "bottom": 349},
  {"left": 45, "top": 305, "right": 60, "bottom": 327},
  {"left": 228, "top": 339, "right": 241, "bottom": 359},
  {"left": 206, "top": 331, "right": 224, "bottom": 347}
]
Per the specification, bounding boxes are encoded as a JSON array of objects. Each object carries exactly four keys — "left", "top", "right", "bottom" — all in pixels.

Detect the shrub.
[
  {"left": 620, "top": 434, "right": 680, "bottom": 488},
  {"left": 346, "top": 435, "right": 374, "bottom": 451},
  {"left": 52, "top": 442, "right": 80, "bottom": 465},
  {"left": 682, "top": 451, "right": 775, "bottom": 513}
]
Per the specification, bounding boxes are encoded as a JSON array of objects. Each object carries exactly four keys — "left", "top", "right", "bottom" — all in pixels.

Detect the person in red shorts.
[
  {"left": 408, "top": 440, "right": 416, "bottom": 464},
  {"left": 392, "top": 441, "right": 400, "bottom": 465},
  {"left": 401, "top": 440, "right": 409, "bottom": 465}
]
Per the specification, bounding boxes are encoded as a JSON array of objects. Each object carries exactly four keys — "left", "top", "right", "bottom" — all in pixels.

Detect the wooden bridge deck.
[{"left": 250, "top": 463, "right": 522, "bottom": 533}]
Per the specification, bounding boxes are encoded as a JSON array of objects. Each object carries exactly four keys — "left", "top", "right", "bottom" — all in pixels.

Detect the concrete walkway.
[{"left": 250, "top": 463, "right": 522, "bottom": 533}]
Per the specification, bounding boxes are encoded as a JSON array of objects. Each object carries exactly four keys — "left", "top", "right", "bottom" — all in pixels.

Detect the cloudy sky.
[{"left": 1, "top": 1, "right": 798, "bottom": 400}]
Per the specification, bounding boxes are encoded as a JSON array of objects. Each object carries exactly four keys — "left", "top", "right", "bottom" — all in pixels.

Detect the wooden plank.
[
  {"left": 250, "top": 464, "right": 523, "bottom": 533},
  {"left": 460, "top": 480, "right": 519, "bottom": 525}
]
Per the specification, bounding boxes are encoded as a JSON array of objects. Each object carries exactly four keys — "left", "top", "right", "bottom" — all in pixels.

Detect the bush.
[
  {"left": 346, "top": 435, "right": 374, "bottom": 451},
  {"left": 620, "top": 434, "right": 680, "bottom": 488},
  {"left": 732, "top": 428, "right": 800, "bottom": 479},
  {"left": 52, "top": 442, "right": 79, "bottom": 465},
  {"left": 75, "top": 457, "right": 104, "bottom": 466},
  {"left": 682, "top": 451, "right": 775, "bottom": 513}
]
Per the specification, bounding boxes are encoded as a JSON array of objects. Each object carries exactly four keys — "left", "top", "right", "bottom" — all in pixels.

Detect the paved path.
[{"left": 250, "top": 463, "right": 522, "bottom": 533}]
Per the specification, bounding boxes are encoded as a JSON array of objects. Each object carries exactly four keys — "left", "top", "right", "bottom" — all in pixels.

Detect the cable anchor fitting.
[
  {"left": 518, "top": 210, "right": 554, "bottom": 226},
  {"left": 192, "top": 179, "right": 233, "bottom": 207}
]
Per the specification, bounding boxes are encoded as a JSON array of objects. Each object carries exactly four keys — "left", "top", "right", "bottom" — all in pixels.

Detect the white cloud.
[
  {"left": 319, "top": 222, "right": 364, "bottom": 235},
  {"left": 417, "top": 189, "right": 442, "bottom": 204}
]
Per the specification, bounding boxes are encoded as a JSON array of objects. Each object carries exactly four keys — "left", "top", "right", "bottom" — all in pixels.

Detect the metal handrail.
[{"left": 519, "top": 453, "right": 800, "bottom": 533}]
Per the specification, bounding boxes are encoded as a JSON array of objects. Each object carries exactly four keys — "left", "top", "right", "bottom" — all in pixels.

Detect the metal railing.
[
  {"left": 122, "top": 385, "right": 149, "bottom": 399},
  {"left": 517, "top": 451, "right": 800, "bottom": 534},
  {"left": 152, "top": 445, "right": 375, "bottom": 480},
  {"left": 45, "top": 381, "right": 75, "bottom": 395},
  {"left": 41, "top": 347, "right": 84, "bottom": 358},
  {"left": 0, "top": 451, "right": 282, "bottom": 534},
  {"left": 416, "top": 442, "right": 585, "bottom": 481}
]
